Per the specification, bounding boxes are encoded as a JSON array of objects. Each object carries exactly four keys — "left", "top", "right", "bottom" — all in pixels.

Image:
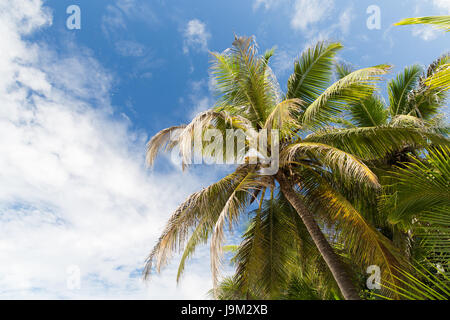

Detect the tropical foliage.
[{"left": 144, "top": 32, "right": 449, "bottom": 300}]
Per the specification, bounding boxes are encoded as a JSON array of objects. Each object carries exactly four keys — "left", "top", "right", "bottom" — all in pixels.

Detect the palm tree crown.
[{"left": 144, "top": 36, "right": 449, "bottom": 300}]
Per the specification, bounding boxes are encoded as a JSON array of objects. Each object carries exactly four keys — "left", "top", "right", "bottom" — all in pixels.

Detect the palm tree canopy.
[{"left": 144, "top": 36, "right": 449, "bottom": 298}]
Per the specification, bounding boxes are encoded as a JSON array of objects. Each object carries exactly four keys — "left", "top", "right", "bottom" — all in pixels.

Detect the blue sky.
[{"left": 0, "top": 0, "right": 448, "bottom": 299}]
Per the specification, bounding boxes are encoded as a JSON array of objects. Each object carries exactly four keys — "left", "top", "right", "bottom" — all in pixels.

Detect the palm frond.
[
  {"left": 334, "top": 62, "right": 353, "bottom": 80},
  {"left": 296, "top": 167, "right": 405, "bottom": 293},
  {"left": 425, "top": 63, "right": 450, "bottom": 92},
  {"left": 349, "top": 94, "right": 388, "bottom": 127},
  {"left": 303, "top": 65, "right": 391, "bottom": 127},
  {"left": 286, "top": 41, "right": 343, "bottom": 105},
  {"left": 404, "top": 55, "right": 449, "bottom": 119},
  {"left": 383, "top": 146, "right": 450, "bottom": 225},
  {"left": 264, "top": 98, "right": 304, "bottom": 138},
  {"left": 303, "top": 127, "right": 449, "bottom": 161},
  {"left": 143, "top": 166, "right": 253, "bottom": 279},
  {"left": 395, "top": 16, "right": 450, "bottom": 32},
  {"left": 233, "top": 195, "right": 317, "bottom": 298},
  {"left": 146, "top": 125, "right": 186, "bottom": 166},
  {"left": 211, "top": 36, "right": 281, "bottom": 126},
  {"left": 282, "top": 142, "right": 380, "bottom": 188},
  {"left": 210, "top": 172, "right": 269, "bottom": 295},
  {"left": 388, "top": 65, "right": 423, "bottom": 117},
  {"left": 377, "top": 261, "right": 450, "bottom": 300}
]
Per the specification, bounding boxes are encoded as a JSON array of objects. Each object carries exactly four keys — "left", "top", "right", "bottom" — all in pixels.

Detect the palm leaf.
[
  {"left": 143, "top": 166, "right": 254, "bottom": 279},
  {"left": 296, "top": 167, "right": 405, "bottom": 294},
  {"left": 302, "top": 65, "right": 391, "bottom": 127},
  {"left": 395, "top": 16, "right": 450, "bottom": 32},
  {"left": 388, "top": 65, "right": 423, "bottom": 117},
  {"left": 282, "top": 142, "right": 380, "bottom": 188},
  {"left": 303, "top": 127, "right": 449, "bottom": 161},
  {"left": 286, "top": 42, "right": 343, "bottom": 105}
]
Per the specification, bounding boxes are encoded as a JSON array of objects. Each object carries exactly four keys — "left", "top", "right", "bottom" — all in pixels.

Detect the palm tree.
[
  {"left": 144, "top": 37, "right": 447, "bottom": 300},
  {"left": 221, "top": 194, "right": 343, "bottom": 300},
  {"left": 394, "top": 16, "right": 450, "bottom": 93},
  {"left": 374, "top": 146, "right": 450, "bottom": 300}
]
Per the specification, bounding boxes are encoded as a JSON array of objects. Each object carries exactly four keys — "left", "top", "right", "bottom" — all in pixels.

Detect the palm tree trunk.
[{"left": 277, "top": 172, "right": 361, "bottom": 300}]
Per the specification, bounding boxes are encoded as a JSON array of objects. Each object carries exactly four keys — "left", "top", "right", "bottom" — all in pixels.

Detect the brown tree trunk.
[{"left": 277, "top": 172, "right": 361, "bottom": 300}]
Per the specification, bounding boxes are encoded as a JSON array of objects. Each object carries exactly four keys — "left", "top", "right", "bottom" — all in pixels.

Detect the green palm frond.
[
  {"left": 303, "top": 65, "right": 391, "bottom": 127},
  {"left": 208, "top": 276, "right": 248, "bottom": 300},
  {"left": 383, "top": 146, "right": 450, "bottom": 225},
  {"left": 304, "top": 127, "right": 449, "bottom": 161},
  {"left": 286, "top": 41, "right": 343, "bottom": 104},
  {"left": 264, "top": 98, "right": 304, "bottom": 138},
  {"left": 382, "top": 146, "right": 450, "bottom": 264},
  {"left": 395, "top": 16, "right": 450, "bottom": 32},
  {"left": 404, "top": 55, "right": 450, "bottom": 119},
  {"left": 388, "top": 65, "right": 423, "bottom": 117},
  {"left": 377, "top": 261, "right": 450, "bottom": 300},
  {"left": 334, "top": 62, "right": 389, "bottom": 127},
  {"left": 296, "top": 168, "right": 405, "bottom": 293},
  {"left": 233, "top": 196, "right": 308, "bottom": 298},
  {"left": 416, "top": 206, "right": 450, "bottom": 264},
  {"left": 210, "top": 172, "right": 270, "bottom": 294},
  {"left": 211, "top": 36, "right": 281, "bottom": 127},
  {"left": 143, "top": 166, "right": 254, "bottom": 279},
  {"left": 282, "top": 142, "right": 380, "bottom": 188},
  {"left": 334, "top": 62, "right": 353, "bottom": 80},
  {"left": 425, "top": 63, "right": 450, "bottom": 92},
  {"left": 349, "top": 95, "right": 388, "bottom": 127}
]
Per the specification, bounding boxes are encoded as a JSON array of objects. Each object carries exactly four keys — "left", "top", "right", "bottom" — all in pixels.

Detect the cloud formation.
[
  {"left": 183, "top": 19, "right": 211, "bottom": 54},
  {"left": 290, "top": 0, "right": 335, "bottom": 32},
  {"left": 0, "top": 0, "right": 213, "bottom": 299}
]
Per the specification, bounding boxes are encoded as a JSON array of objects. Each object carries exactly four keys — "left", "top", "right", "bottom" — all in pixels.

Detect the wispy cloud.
[
  {"left": 290, "top": 0, "right": 335, "bottom": 32},
  {"left": 412, "top": 26, "right": 440, "bottom": 41},
  {"left": 101, "top": 0, "right": 158, "bottom": 39},
  {"left": 115, "top": 40, "right": 147, "bottom": 57},
  {"left": 183, "top": 19, "right": 211, "bottom": 54},
  {"left": 408, "top": 0, "right": 450, "bottom": 41},
  {"left": 431, "top": 0, "right": 450, "bottom": 14},
  {"left": 0, "top": 0, "right": 213, "bottom": 299},
  {"left": 253, "top": 0, "right": 279, "bottom": 10}
]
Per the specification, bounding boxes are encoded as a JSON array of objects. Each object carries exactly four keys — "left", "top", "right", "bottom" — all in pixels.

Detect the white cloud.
[
  {"left": 272, "top": 49, "right": 297, "bottom": 76},
  {"left": 101, "top": 0, "right": 158, "bottom": 39},
  {"left": 337, "top": 7, "right": 353, "bottom": 35},
  {"left": 431, "top": 0, "right": 450, "bottom": 14},
  {"left": 0, "top": 0, "right": 216, "bottom": 299},
  {"left": 183, "top": 19, "right": 211, "bottom": 54},
  {"left": 101, "top": 5, "right": 127, "bottom": 37},
  {"left": 412, "top": 26, "right": 440, "bottom": 41},
  {"left": 291, "top": 0, "right": 335, "bottom": 32},
  {"left": 253, "top": 0, "right": 279, "bottom": 10},
  {"left": 409, "top": 0, "right": 449, "bottom": 41},
  {"left": 115, "top": 40, "right": 147, "bottom": 57}
]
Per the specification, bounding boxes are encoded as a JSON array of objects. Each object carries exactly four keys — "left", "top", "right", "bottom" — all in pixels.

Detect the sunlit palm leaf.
[
  {"left": 395, "top": 16, "right": 450, "bottom": 31},
  {"left": 304, "top": 127, "right": 449, "bottom": 161},
  {"left": 388, "top": 65, "right": 423, "bottom": 117},
  {"left": 296, "top": 167, "right": 405, "bottom": 294},
  {"left": 303, "top": 65, "right": 391, "bottom": 127},
  {"left": 282, "top": 142, "right": 380, "bottom": 188},
  {"left": 286, "top": 42, "right": 343, "bottom": 105},
  {"left": 377, "top": 262, "right": 449, "bottom": 300},
  {"left": 143, "top": 166, "right": 254, "bottom": 279}
]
